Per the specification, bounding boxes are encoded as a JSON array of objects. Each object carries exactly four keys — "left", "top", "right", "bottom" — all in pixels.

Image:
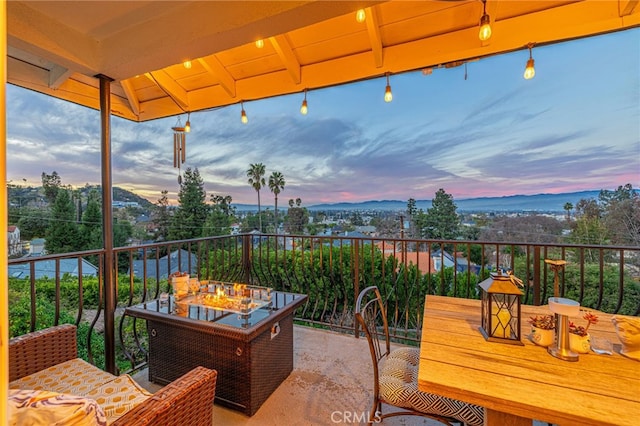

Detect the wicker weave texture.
[
  {"left": 9, "top": 324, "right": 217, "bottom": 426},
  {"left": 113, "top": 366, "right": 217, "bottom": 426},
  {"left": 148, "top": 313, "right": 294, "bottom": 416},
  {"left": 9, "top": 324, "right": 77, "bottom": 382}
]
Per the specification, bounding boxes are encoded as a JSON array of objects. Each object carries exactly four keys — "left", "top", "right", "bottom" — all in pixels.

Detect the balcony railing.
[{"left": 9, "top": 234, "right": 640, "bottom": 373}]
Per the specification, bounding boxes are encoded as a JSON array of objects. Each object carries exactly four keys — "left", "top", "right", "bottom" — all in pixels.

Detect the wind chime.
[{"left": 172, "top": 116, "right": 188, "bottom": 184}]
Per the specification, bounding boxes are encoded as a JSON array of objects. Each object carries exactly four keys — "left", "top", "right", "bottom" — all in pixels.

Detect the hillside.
[{"left": 8, "top": 185, "right": 154, "bottom": 210}]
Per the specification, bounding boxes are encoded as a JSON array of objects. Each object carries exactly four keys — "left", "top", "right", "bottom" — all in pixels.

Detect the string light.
[
  {"left": 384, "top": 73, "right": 393, "bottom": 103},
  {"left": 183, "top": 60, "right": 192, "bottom": 69},
  {"left": 524, "top": 43, "right": 536, "bottom": 80},
  {"left": 300, "top": 90, "right": 308, "bottom": 115},
  {"left": 255, "top": 39, "right": 265, "bottom": 49},
  {"left": 478, "top": 0, "right": 492, "bottom": 41},
  {"left": 184, "top": 113, "right": 191, "bottom": 133},
  {"left": 241, "top": 101, "right": 248, "bottom": 124},
  {"left": 356, "top": 9, "right": 366, "bottom": 23}
]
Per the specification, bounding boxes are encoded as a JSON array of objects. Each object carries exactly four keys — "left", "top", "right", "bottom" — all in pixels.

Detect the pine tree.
[
  {"left": 80, "top": 190, "right": 102, "bottom": 249},
  {"left": 153, "top": 190, "right": 171, "bottom": 241},
  {"left": 420, "top": 188, "right": 460, "bottom": 240},
  {"left": 45, "top": 189, "right": 80, "bottom": 254},
  {"left": 169, "top": 168, "right": 208, "bottom": 240}
]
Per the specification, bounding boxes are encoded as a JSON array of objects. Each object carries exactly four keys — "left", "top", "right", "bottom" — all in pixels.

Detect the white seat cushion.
[{"left": 379, "top": 347, "right": 484, "bottom": 426}]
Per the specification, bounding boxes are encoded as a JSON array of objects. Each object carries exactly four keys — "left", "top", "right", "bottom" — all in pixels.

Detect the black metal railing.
[{"left": 9, "top": 234, "right": 640, "bottom": 373}]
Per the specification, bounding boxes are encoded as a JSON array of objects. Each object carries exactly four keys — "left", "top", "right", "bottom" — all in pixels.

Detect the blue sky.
[{"left": 6, "top": 29, "right": 639, "bottom": 206}]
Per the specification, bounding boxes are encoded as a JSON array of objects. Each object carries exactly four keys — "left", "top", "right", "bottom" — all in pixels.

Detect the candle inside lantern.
[{"left": 492, "top": 307, "right": 513, "bottom": 338}]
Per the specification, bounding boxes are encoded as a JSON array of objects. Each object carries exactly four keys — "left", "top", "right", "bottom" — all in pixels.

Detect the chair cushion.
[
  {"left": 380, "top": 347, "right": 484, "bottom": 426},
  {"left": 9, "top": 358, "right": 116, "bottom": 396},
  {"left": 84, "top": 374, "right": 152, "bottom": 424},
  {"left": 8, "top": 389, "right": 107, "bottom": 426},
  {"left": 9, "top": 358, "right": 152, "bottom": 424}
]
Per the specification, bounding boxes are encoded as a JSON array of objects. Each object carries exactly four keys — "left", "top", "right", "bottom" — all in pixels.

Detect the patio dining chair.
[{"left": 355, "top": 286, "right": 484, "bottom": 426}]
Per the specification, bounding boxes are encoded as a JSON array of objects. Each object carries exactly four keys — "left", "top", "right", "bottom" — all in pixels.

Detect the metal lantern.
[{"left": 478, "top": 270, "right": 524, "bottom": 345}]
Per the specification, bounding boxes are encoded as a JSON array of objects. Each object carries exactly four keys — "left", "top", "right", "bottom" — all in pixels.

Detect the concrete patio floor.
[{"left": 132, "top": 326, "right": 546, "bottom": 426}]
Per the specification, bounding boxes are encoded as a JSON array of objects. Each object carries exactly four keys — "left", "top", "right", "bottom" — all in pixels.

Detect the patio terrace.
[
  {"left": 132, "top": 325, "right": 550, "bottom": 426},
  {"left": 8, "top": 234, "right": 639, "bottom": 424},
  {"left": 3, "top": 2, "right": 640, "bottom": 422}
]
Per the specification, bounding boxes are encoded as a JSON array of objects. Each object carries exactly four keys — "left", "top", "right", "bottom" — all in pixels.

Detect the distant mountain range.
[
  {"left": 234, "top": 191, "right": 605, "bottom": 213},
  {"left": 6, "top": 185, "right": 615, "bottom": 214}
]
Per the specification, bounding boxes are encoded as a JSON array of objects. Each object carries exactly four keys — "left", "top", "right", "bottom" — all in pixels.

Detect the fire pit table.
[{"left": 125, "top": 284, "right": 307, "bottom": 416}]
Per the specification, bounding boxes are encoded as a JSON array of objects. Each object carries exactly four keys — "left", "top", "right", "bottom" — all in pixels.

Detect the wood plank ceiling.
[{"left": 6, "top": 1, "right": 640, "bottom": 122}]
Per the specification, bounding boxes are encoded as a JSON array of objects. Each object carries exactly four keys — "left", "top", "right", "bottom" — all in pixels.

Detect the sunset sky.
[{"left": 6, "top": 29, "right": 639, "bottom": 207}]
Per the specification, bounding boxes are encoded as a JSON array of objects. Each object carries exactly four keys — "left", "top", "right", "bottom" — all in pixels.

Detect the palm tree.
[
  {"left": 268, "top": 171, "right": 286, "bottom": 233},
  {"left": 247, "top": 163, "right": 266, "bottom": 232},
  {"left": 564, "top": 202, "right": 573, "bottom": 222}
]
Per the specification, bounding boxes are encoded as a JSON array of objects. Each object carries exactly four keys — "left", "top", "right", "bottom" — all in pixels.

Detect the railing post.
[
  {"left": 532, "top": 246, "right": 541, "bottom": 306},
  {"left": 353, "top": 238, "right": 360, "bottom": 337},
  {"left": 242, "top": 234, "right": 252, "bottom": 284}
]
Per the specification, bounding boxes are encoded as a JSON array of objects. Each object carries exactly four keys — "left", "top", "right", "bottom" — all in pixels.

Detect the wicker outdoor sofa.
[{"left": 8, "top": 324, "right": 217, "bottom": 425}]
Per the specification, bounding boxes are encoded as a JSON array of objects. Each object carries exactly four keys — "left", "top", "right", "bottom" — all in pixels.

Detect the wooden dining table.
[{"left": 418, "top": 295, "right": 640, "bottom": 426}]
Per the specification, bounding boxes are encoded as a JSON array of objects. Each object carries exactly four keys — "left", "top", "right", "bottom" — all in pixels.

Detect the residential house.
[
  {"left": 29, "top": 238, "right": 45, "bottom": 256},
  {"left": 375, "top": 242, "right": 479, "bottom": 275},
  {"left": 7, "top": 226, "right": 21, "bottom": 256}
]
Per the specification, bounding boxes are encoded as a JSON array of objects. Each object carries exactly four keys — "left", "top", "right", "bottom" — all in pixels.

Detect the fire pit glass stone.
[{"left": 186, "top": 282, "right": 272, "bottom": 316}]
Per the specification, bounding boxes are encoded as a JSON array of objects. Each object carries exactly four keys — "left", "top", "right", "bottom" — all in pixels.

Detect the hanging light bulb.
[
  {"left": 384, "top": 73, "right": 393, "bottom": 103},
  {"left": 241, "top": 102, "right": 248, "bottom": 124},
  {"left": 356, "top": 9, "right": 366, "bottom": 23},
  {"left": 255, "top": 39, "right": 265, "bottom": 49},
  {"left": 184, "top": 113, "right": 191, "bottom": 133},
  {"left": 524, "top": 44, "right": 536, "bottom": 80},
  {"left": 183, "top": 60, "right": 192, "bottom": 69},
  {"left": 478, "top": 0, "right": 492, "bottom": 41},
  {"left": 300, "top": 90, "right": 308, "bottom": 115}
]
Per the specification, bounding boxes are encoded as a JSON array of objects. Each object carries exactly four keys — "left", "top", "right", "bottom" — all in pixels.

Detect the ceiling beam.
[
  {"left": 620, "top": 0, "right": 639, "bottom": 16},
  {"left": 48, "top": 65, "right": 72, "bottom": 89},
  {"left": 7, "top": 1, "right": 100, "bottom": 76},
  {"left": 364, "top": 7, "right": 383, "bottom": 68},
  {"left": 119, "top": 79, "right": 140, "bottom": 117},
  {"left": 269, "top": 35, "right": 301, "bottom": 85},
  {"left": 97, "top": 1, "right": 375, "bottom": 82},
  {"left": 198, "top": 56, "right": 236, "bottom": 98},
  {"left": 146, "top": 71, "right": 189, "bottom": 111}
]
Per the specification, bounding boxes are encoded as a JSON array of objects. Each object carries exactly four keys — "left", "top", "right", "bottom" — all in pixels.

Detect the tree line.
[
  {"left": 9, "top": 168, "right": 638, "bottom": 257},
  {"left": 404, "top": 184, "right": 639, "bottom": 248},
  {"left": 10, "top": 171, "right": 134, "bottom": 254},
  {"left": 154, "top": 163, "right": 307, "bottom": 242}
]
